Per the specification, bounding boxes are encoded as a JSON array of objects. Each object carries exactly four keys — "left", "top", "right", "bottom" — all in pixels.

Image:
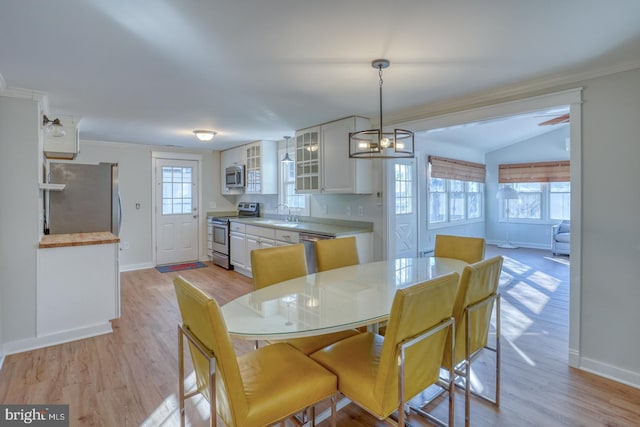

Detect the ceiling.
[{"left": 1, "top": 1, "right": 639, "bottom": 151}]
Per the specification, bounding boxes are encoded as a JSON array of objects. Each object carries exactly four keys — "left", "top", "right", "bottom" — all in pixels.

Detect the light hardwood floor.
[{"left": 1, "top": 246, "right": 639, "bottom": 426}]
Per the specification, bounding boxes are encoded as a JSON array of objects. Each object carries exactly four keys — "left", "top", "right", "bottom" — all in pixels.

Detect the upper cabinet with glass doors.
[
  {"left": 295, "top": 116, "right": 372, "bottom": 194},
  {"left": 245, "top": 140, "right": 278, "bottom": 194}
]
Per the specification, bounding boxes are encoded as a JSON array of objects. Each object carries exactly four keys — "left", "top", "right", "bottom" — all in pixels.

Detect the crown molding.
[
  {"left": 0, "top": 86, "right": 50, "bottom": 113},
  {"left": 386, "top": 58, "right": 640, "bottom": 126}
]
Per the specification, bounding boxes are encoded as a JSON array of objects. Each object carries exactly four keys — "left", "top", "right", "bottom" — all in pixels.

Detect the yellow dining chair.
[
  {"left": 173, "top": 276, "right": 337, "bottom": 427},
  {"left": 250, "top": 244, "right": 360, "bottom": 355},
  {"left": 310, "top": 272, "right": 460, "bottom": 427},
  {"left": 434, "top": 234, "right": 486, "bottom": 264},
  {"left": 443, "top": 255, "right": 503, "bottom": 427},
  {"left": 315, "top": 236, "right": 359, "bottom": 272}
]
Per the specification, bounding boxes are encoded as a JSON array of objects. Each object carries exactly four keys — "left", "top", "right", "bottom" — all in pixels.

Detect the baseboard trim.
[
  {"left": 3, "top": 323, "right": 113, "bottom": 356},
  {"left": 119, "top": 262, "right": 154, "bottom": 272},
  {"left": 485, "top": 240, "right": 551, "bottom": 251},
  {"left": 568, "top": 348, "right": 580, "bottom": 368},
  {"left": 578, "top": 356, "right": 640, "bottom": 390}
]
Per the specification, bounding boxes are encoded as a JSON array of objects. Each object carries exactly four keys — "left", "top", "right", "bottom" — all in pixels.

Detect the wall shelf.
[{"left": 39, "top": 183, "right": 65, "bottom": 191}]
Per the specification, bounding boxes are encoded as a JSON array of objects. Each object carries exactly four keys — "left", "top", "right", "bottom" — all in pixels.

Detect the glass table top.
[{"left": 221, "top": 257, "right": 466, "bottom": 340}]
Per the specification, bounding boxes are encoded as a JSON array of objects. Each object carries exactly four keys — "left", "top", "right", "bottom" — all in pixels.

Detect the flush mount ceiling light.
[
  {"left": 193, "top": 130, "right": 217, "bottom": 142},
  {"left": 281, "top": 136, "right": 293, "bottom": 163},
  {"left": 42, "top": 114, "right": 66, "bottom": 138},
  {"left": 349, "top": 59, "right": 414, "bottom": 159}
]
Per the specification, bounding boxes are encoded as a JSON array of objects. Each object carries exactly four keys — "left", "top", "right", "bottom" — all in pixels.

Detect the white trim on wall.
[{"left": 396, "top": 88, "right": 583, "bottom": 369}]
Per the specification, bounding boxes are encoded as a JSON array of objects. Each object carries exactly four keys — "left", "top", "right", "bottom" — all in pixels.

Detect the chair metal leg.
[
  {"left": 331, "top": 395, "right": 336, "bottom": 427},
  {"left": 461, "top": 293, "right": 501, "bottom": 427},
  {"left": 178, "top": 326, "right": 186, "bottom": 427},
  {"left": 209, "top": 357, "right": 216, "bottom": 427},
  {"left": 495, "top": 294, "right": 501, "bottom": 407}
]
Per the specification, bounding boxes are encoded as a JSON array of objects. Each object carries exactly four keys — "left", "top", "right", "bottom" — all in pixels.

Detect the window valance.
[
  {"left": 498, "top": 160, "right": 570, "bottom": 183},
  {"left": 428, "top": 156, "right": 486, "bottom": 183}
]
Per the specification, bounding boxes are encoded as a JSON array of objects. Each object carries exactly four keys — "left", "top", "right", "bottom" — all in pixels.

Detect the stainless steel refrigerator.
[{"left": 47, "top": 162, "right": 121, "bottom": 235}]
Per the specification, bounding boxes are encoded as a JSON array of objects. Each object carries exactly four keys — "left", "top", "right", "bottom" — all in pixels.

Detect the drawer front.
[
  {"left": 230, "top": 222, "right": 246, "bottom": 233},
  {"left": 275, "top": 229, "right": 299, "bottom": 244},
  {"left": 246, "top": 225, "right": 276, "bottom": 239}
]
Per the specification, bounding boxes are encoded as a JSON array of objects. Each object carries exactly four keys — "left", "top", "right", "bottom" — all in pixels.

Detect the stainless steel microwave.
[{"left": 225, "top": 165, "right": 245, "bottom": 188}]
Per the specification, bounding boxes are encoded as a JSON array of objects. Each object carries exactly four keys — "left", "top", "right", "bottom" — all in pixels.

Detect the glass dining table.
[{"left": 222, "top": 257, "right": 467, "bottom": 340}]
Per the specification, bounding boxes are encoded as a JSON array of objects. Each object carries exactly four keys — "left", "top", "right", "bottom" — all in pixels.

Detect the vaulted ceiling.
[{"left": 1, "top": 1, "right": 639, "bottom": 150}]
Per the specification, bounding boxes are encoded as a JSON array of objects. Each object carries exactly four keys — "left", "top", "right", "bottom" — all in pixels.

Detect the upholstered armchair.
[{"left": 552, "top": 220, "right": 570, "bottom": 255}]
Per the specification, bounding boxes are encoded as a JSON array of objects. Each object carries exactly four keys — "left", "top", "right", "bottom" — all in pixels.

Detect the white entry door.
[
  {"left": 155, "top": 159, "right": 199, "bottom": 265},
  {"left": 385, "top": 159, "right": 418, "bottom": 259}
]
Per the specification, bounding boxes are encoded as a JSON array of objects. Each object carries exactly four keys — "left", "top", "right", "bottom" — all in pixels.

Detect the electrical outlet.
[
  {"left": 121, "top": 241, "right": 130, "bottom": 250},
  {"left": 358, "top": 206, "right": 364, "bottom": 216}
]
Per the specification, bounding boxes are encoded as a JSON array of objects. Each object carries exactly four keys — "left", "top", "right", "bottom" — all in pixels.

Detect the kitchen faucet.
[{"left": 276, "top": 203, "right": 291, "bottom": 221}]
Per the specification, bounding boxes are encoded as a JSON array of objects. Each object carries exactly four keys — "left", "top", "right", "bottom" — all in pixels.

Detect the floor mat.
[{"left": 156, "top": 261, "right": 207, "bottom": 273}]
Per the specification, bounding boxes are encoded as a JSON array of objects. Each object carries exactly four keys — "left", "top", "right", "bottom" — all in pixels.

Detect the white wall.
[
  {"left": 577, "top": 67, "right": 640, "bottom": 385},
  {"left": 0, "top": 96, "right": 41, "bottom": 346},
  {"left": 485, "top": 126, "right": 570, "bottom": 248},
  {"left": 77, "top": 141, "right": 234, "bottom": 270}
]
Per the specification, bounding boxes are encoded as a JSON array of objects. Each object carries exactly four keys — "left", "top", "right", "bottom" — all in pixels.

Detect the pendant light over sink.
[
  {"left": 281, "top": 136, "right": 293, "bottom": 163},
  {"left": 349, "top": 59, "right": 414, "bottom": 159}
]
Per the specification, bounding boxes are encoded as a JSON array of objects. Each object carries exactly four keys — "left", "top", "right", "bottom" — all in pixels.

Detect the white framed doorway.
[
  {"left": 384, "top": 157, "right": 418, "bottom": 260},
  {"left": 389, "top": 88, "right": 582, "bottom": 368},
  {"left": 151, "top": 152, "right": 203, "bottom": 266}
]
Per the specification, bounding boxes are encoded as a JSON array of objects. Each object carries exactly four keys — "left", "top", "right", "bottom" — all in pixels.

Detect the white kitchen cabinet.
[
  {"left": 244, "top": 225, "right": 275, "bottom": 274},
  {"left": 295, "top": 126, "right": 320, "bottom": 192},
  {"left": 230, "top": 221, "right": 246, "bottom": 270},
  {"left": 43, "top": 114, "right": 79, "bottom": 160},
  {"left": 37, "top": 242, "right": 119, "bottom": 339},
  {"left": 295, "top": 116, "right": 372, "bottom": 194},
  {"left": 275, "top": 229, "right": 299, "bottom": 246},
  {"left": 245, "top": 140, "right": 278, "bottom": 194},
  {"left": 231, "top": 223, "right": 276, "bottom": 277},
  {"left": 321, "top": 116, "right": 372, "bottom": 193},
  {"left": 221, "top": 146, "right": 245, "bottom": 195}
]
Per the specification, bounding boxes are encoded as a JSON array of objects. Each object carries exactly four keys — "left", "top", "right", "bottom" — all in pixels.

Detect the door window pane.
[
  {"left": 162, "top": 166, "right": 193, "bottom": 215},
  {"left": 395, "top": 164, "right": 413, "bottom": 215}
]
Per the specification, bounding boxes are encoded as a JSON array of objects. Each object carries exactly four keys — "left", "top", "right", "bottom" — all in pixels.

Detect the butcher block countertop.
[{"left": 39, "top": 232, "right": 120, "bottom": 248}]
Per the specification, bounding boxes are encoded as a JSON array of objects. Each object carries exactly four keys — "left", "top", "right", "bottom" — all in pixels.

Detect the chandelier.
[{"left": 349, "top": 59, "right": 414, "bottom": 158}]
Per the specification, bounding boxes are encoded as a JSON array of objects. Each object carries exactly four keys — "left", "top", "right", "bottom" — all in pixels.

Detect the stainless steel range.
[{"left": 208, "top": 202, "right": 259, "bottom": 269}]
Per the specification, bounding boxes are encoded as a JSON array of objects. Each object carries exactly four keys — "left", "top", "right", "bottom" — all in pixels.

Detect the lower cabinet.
[
  {"left": 231, "top": 223, "right": 298, "bottom": 278},
  {"left": 230, "top": 231, "right": 246, "bottom": 270},
  {"left": 37, "top": 242, "right": 120, "bottom": 340}
]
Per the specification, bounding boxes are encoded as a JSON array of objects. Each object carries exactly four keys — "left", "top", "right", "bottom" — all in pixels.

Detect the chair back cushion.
[
  {"left": 434, "top": 234, "right": 486, "bottom": 264},
  {"left": 251, "top": 244, "right": 307, "bottom": 289},
  {"left": 315, "top": 236, "right": 359, "bottom": 272},
  {"left": 173, "top": 276, "right": 248, "bottom": 425},
  {"left": 444, "top": 256, "right": 504, "bottom": 367},
  {"left": 374, "top": 272, "right": 459, "bottom": 414}
]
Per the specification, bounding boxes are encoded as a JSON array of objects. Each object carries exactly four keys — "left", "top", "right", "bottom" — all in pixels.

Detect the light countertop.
[
  {"left": 39, "top": 232, "right": 120, "bottom": 248},
  {"left": 228, "top": 217, "right": 372, "bottom": 237}
]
